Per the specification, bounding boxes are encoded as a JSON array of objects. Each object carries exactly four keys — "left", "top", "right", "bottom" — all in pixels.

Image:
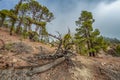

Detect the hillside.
[{"left": 0, "top": 27, "right": 120, "bottom": 80}]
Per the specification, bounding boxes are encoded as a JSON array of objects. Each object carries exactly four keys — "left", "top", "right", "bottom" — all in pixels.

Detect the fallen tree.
[
  {"left": 26, "top": 57, "right": 66, "bottom": 76},
  {"left": 15, "top": 32, "right": 75, "bottom": 76}
]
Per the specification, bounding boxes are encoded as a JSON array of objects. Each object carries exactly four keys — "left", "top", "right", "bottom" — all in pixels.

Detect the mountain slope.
[{"left": 0, "top": 27, "right": 120, "bottom": 80}]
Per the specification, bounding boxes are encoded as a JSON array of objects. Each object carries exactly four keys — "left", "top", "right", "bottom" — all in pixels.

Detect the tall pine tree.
[{"left": 74, "top": 11, "right": 107, "bottom": 57}]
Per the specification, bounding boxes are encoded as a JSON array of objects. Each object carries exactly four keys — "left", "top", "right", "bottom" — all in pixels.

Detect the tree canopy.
[{"left": 0, "top": 0, "right": 54, "bottom": 42}]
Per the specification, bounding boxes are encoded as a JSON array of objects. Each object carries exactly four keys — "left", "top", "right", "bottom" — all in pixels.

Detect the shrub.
[
  {"left": 22, "top": 30, "right": 29, "bottom": 39},
  {"left": 28, "top": 31, "right": 39, "bottom": 42},
  {"left": 115, "top": 45, "right": 120, "bottom": 56}
]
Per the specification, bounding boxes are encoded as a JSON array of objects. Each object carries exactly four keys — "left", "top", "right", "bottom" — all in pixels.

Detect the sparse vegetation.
[
  {"left": 0, "top": 0, "right": 120, "bottom": 80},
  {"left": 11, "top": 42, "right": 33, "bottom": 54},
  {"left": 115, "top": 44, "right": 120, "bottom": 56}
]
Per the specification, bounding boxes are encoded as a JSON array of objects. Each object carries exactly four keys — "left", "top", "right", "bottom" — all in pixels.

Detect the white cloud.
[
  {"left": 47, "top": 0, "right": 120, "bottom": 39},
  {"left": 93, "top": 0, "right": 120, "bottom": 38}
]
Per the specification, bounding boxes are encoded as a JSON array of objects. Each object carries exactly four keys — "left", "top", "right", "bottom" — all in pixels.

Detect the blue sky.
[{"left": 0, "top": 0, "right": 120, "bottom": 39}]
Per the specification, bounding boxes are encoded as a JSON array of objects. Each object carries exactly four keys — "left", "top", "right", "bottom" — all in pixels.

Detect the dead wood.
[
  {"left": 24, "top": 33, "right": 75, "bottom": 75},
  {"left": 26, "top": 57, "right": 65, "bottom": 76},
  {"left": 15, "top": 32, "right": 74, "bottom": 76},
  {"left": 35, "top": 50, "right": 75, "bottom": 60},
  {"left": 48, "top": 33, "right": 63, "bottom": 54},
  {"left": 48, "top": 33, "right": 61, "bottom": 41},
  {"left": 35, "top": 53, "right": 64, "bottom": 60}
]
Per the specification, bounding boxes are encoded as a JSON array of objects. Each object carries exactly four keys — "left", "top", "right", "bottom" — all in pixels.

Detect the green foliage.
[
  {"left": 0, "top": 0, "right": 54, "bottom": 42},
  {"left": 16, "top": 26, "right": 23, "bottom": 34},
  {"left": 63, "top": 33, "right": 71, "bottom": 43},
  {"left": 74, "top": 11, "right": 107, "bottom": 56},
  {"left": 115, "top": 45, "right": 120, "bottom": 56},
  {"left": 32, "top": 33, "right": 40, "bottom": 42},
  {"left": 63, "top": 32, "right": 73, "bottom": 50},
  {"left": 4, "top": 43, "right": 13, "bottom": 51},
  {"left": 22, "top": 30, "right": 29, "bottom": 39},
  {"left": 74, "top": 33, "right": 87, "bottom": 55},
  {"left": 10, "top": 26, "right": 16, "bottom": 35},
  {"left": 0, "top": 9, "right": 9, "bottom": 27},
  {"left": 28, "top": 31, "right": 39, "bottom": 42}
]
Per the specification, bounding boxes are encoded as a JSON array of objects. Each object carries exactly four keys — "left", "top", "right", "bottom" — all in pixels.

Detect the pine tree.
[
  {"left": 0, "top": 9, "right": 9, "bottom": 27},
  {"left": 74, "top": 11, "right": 107, "bottom": 57}
]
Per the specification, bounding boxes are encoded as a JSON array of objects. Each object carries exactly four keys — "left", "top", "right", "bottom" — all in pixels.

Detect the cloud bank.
[
  {"left": 93, "top": 0, "right": 120, "bottom": 38},
  {"left": 42, "top": 0, "right": 120, "bottom": 39}
]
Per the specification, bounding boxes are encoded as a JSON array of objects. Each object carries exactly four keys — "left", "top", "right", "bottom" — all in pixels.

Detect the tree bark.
[
  {"left": 0, "top": 18, "right": 5, "bottom": 27},
  {"left": 10, "top": 20, "right": 15, "bottom": 35},
  {"left": 16, "top": 18, "right": 23, "bottom": 34},
  {"left": 26, "top": 57, "right": 65, "bottom": 76},
  {"left": 0, "top": 39, "right": 5, "bottom": 49}
]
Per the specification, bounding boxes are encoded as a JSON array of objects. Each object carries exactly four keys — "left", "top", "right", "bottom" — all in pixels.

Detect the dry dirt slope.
[{"left": 0, "top": 27, "right": 120, "bottom": 80}]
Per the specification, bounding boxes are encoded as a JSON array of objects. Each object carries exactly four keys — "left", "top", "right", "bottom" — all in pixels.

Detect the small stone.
[
  {"left": 0, "top": 54, "right": 3, "bottom": 58},
  {"left": 101, "top": 62, "right": 106, "bottom": 66},
  {"left": 13, "top": 59, "right": 18, "bottom": 63}
]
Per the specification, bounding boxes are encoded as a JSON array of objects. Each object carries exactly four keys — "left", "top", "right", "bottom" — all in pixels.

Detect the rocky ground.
[{"left": 0, "top": 27, "right": 120, "bottom": 80}]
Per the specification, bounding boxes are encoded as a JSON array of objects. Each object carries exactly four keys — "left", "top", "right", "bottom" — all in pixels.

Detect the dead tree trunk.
[{"left": 26, "top": 57, "right": 65, "bottom": 76}]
